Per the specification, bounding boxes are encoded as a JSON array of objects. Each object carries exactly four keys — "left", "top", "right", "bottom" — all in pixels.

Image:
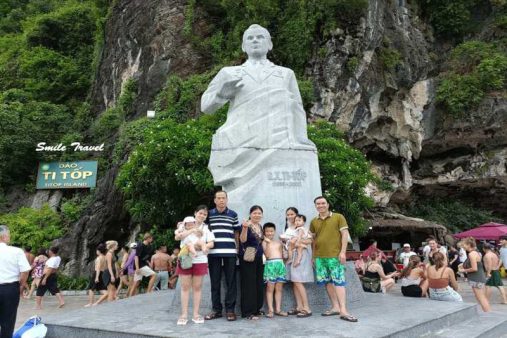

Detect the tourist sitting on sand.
[
  {"left": 426, "top": 252, "right": 462, "bottom": 302},
  {"left": 399, "top": 255, "right": 427, "bottom": 298},
  {"left": 363, "top": 251, "right": 398, "bottom": 293}
]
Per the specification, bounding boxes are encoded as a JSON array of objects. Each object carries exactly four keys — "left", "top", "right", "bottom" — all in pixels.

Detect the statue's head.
[{"left": 242, "top": 24, "right": 273, "bottom": 58}]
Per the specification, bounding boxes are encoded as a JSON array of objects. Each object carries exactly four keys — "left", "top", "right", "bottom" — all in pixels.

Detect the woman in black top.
[
  {"left": 239, "top": 205, "right": 265, "bottom": 320},
  {"left": 363, "top": 252, "right": 399, "bottom": 293}
]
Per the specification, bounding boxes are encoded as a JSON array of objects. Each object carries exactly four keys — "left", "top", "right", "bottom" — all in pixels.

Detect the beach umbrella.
[{"left": 454, "top": 222, "right": 507, "bottom": 241}]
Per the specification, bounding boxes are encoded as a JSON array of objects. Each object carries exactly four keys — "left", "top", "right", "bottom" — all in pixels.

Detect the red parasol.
[{"left": 454, "top": 222, "right": 507, "bottom": 241}]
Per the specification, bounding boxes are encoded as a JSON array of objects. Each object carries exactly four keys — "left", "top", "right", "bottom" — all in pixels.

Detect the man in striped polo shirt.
[{"left": 205, "top": 191, "right": 240, "bottom": 321}]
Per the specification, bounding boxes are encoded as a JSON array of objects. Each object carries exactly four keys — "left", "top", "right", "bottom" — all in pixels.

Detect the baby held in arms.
[
  {"left": 178, "top": 216, "right": 206, "bottom": 257},
  {"left": 292, "top": 215, "right": 312, "bottom": 267}
]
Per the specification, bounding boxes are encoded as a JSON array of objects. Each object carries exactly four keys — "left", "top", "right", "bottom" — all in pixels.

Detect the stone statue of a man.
[{"left": 201, "top": 24, "right": 322, "bottom": 227}]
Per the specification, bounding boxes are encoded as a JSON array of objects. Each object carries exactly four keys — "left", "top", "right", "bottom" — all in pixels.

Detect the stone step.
[
  {"left": 424, "top": 310, "right": 507, "bottom": 338},
  {"left": 44, "top": 292, "right": 480, "bottom": 338},
  {"left": 170, "top": 261, "right": 365, "bottom": 313}
]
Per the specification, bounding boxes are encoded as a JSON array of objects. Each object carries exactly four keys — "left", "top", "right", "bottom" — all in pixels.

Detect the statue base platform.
[
  {"left": 41, "top": 263, "right": 506, "bottom": 337},
  {"left": 170, "top": 262, "right": 364, "bottom": 312},
  {"left": 213, "top": 148, "right": 322, "bottom": 233}
]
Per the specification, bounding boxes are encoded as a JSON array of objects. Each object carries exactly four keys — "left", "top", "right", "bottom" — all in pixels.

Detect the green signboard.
[{"left": 36, "top": 161, "right": 98, "bottom": 189}]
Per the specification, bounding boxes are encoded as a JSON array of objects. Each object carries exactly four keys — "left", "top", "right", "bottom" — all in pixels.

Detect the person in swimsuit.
[
  {"left": 459, "top": 237, "right": 490, "bottom": 312},
  {"left": 399, "top": 255, "right": 427, "bottom": 297},
  {"left": 426, "top": 252, "right": 462, "bottom": 302}
]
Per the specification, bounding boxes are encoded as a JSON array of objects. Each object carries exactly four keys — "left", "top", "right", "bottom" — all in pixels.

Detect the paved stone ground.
[{"left": 14, "top": 280, "right": 507, "bottom": 337}]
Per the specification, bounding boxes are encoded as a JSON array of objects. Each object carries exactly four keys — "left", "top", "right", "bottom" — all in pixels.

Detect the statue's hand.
[{"left": 217, "top": 78, "right": 243, "bottom": 100}]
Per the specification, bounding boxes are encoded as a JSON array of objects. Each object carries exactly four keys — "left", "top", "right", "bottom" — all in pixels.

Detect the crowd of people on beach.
[
  {"left": 356, "top": 235, "right": 507, "bottom": 313},
  {"left": 13, "top": 191, "right": 358, "bottom": 326},
  {"left": 3, "top": 190, "right": 507, "bottom": 337}
]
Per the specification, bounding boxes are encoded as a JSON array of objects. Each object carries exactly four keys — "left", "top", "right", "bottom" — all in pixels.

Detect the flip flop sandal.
[
  {"left": 321, "top": 309, "right": 340, "bottom": 316},
  {"left": 265, "top": 311, "right": 274, "bottom": 318},
  {"left": 247, "top": 314, "right": 260, "bottom": 320},
  {"left": 287, "top": 309, "right": 300, "bottom": 315},
  {"left": 297, "top": 310, "right": 313, "bottom": 318},
  {"left": 192, "top": 316, "right": 204, "bottom": 324},
  {"left": 177, "top": 318, "right": 188, "bottom": 325},
  {"left": 275, "top": 311, "right": 288, "bottom": 317},
  {"left": 340, "top": 314, "right": 358, "bottom": 322}
]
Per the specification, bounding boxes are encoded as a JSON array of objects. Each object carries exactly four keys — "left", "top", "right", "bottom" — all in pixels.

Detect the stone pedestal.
[
  {"left": 213, "top": 148, "right": 322, "bottom": 233},
  {"left": 171, "top": 262, "right": 365, "bottom": 313}
]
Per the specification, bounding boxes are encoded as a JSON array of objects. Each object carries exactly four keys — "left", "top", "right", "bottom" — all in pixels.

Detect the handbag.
[
  {"left": 243, "top": 246, "right": 257, "bottom": 262},
  {"left": 243, "top": 224, "right": 263, "bottom": 262},
  {"left": 361, "top": 276, "right": 381, "bottom": 293},
  {"left": 179, "top": 254, "right": 193, "bottom": 269}
]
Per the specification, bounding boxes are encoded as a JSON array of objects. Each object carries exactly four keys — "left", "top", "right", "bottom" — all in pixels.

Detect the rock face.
[
  {"left": 59, "top": 0, "right": 206, "bottom": 275},
  {"left": 308, "top": 1, "right": 507, "bottom": 220},
  {"left": 89, "top": 0, "right": 208, "bottom": 117},
  {"left": 49, "top": 0, "right": 507, "bottom": 273}
]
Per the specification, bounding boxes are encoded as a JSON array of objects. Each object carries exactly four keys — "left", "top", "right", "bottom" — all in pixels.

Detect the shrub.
[
  {"left": 91, "top": 79, "right": 137, "bottom": 140},
  {"left": 0, "top": 99, "right": 71, "bottom": 186},
  {"left": 404, "top": 198, "right": 499, "bottom": 232},
  {"left": 346, "top": 56, "right": 360, "bottom": 74},
  {"left": 155, "top": 72, "right": 217, "bottom": 122},
  {"left": 308, "top": 121, "right": 374, "bottom": 236},
  {"left": 379, "top": 47, "right": 402, "bottom": 71},
  {"left": 57, "top": 274, "right": 89, "bottom": 290},
  {"left": 118, "top": 117, "right": 374, "bottom": 237},
  {"left": 436, "top": 40, "right": 507, "bottom": 117},
  {"left": 25, "top": 4, "right": 97, "bottom": 57},
  {"left": 0, "top": 204, "right": 64, "bottom": 252},
  {"left": 193, "top": 0, "right": 368, "bottom": 75},
  {"left": 18, "top": 46, "right": 90, "bottom": 103},
  {"left": 116, "top": 111, "right": 225, "bottom": 225},
  {"left": 436, "top": 73, "right": 484, "bottom": 117},
  {"left": 418, "top": 0, "right": 477, "bottom": 38}
]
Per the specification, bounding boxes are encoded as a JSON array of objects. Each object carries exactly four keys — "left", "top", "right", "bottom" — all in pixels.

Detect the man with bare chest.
[{"left": 150, "top": 245, "right": 171, "bottom": 290}]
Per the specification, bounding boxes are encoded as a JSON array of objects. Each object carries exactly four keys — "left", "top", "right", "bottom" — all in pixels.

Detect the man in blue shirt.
[{"left": 205, "top": 191, "right": 240, "bottom": 321}]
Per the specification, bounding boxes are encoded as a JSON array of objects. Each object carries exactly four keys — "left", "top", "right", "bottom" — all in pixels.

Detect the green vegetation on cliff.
[
  {"left": 0, "top": 0, "right": 110, "bottom": 190},
  {"left": 404, "top": 198, "right": 499, "bottom": 232},
  {"left": 437, "top": 40, "right": 507, "bottom": 117}
]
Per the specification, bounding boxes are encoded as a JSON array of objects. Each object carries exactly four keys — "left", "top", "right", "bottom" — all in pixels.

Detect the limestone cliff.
[
  {"left": 309, "top": 1, "right": 507, "bottom": 219},
  {"left": 50, "top": 0, "right": 506, "bottom": 274},
  {"left": 57, "top": 0, "right": 207, "bottom": 275}
]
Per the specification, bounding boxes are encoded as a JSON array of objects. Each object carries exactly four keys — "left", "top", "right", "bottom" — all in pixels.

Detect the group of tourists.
[
  {"left": 173, "top": 191, "right": 358, "bottom": 324},
  {"left": 359, "top": 234, "right": 507, "bottom": 313},
  {"left": 84, "top": 234, "right": 181, "bottom": 307},
  {"left": 0, "top": 225, "right": 67, "bottom": 338},
  {"left": 18, "top": 245, "right": 65, "bottom": 310}
]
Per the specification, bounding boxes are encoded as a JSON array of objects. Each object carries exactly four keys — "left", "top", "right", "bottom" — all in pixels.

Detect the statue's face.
[{"left": 242, "top": 27, "right": 271, "bottom": 57}]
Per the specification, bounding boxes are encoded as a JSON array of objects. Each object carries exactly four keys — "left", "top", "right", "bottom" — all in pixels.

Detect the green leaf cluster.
[
  {"left": 418, "top": 0, "right": 477, "bottom": 38},
  {"left": 436, "top": 41, "right": 507, "bottom": 117},
  {"left": 0, "top": 0, "right": 109, "bottom": 189},
  {"left": 0, "top": 98, "right": 71, "bottom": 186},
  {"left": 117, "top": 116, "right": 374, "bottom": 237},
  {"left": 0, "top": 204, "right": 64, "bottom": 252},
  {"left": 190, "top": 0, "right": 368, "bottom": 75},
  {"left": 57, "top": 274, "right": 89, "bottom": 290},
  {"left": 379, "top": 47, "right": 402, "bottom": 71},
  {"left": 404, "top": 198, "right": 499, "bottom": 233},
  {"left": 308, "top": 121, "right": 374, "bottom": 236},
  {"left": 116, "top": 111, "right": 225, "bottom": 226}
]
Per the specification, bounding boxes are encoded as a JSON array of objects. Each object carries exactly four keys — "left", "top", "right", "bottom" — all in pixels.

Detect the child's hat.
[{"left": 183, "top": 216, "right": 196, "bottom": 223}]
